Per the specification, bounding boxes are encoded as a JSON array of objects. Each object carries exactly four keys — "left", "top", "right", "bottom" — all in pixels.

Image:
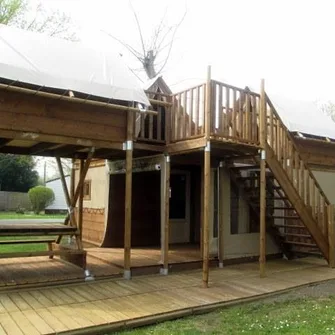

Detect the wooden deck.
[
  {"left": 88, "top": 245, "right": 203, "bottom": 268},
  {"left": 0, "top": 257, "right": 334, "bottom": 334},
  {"left": 0, "top": 245, "right": 203, "bottom": 289}
]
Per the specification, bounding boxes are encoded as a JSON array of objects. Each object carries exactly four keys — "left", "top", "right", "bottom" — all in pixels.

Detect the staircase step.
[
  {"left": 270, "top": 207, "right": 294, "bottom": 210},
  {"left": 274, "top": 224, "right": 307, "bottom": 229},
  {"left": 230, "top": 165, "right": 260, "bottom": 170},
  {"left": 280, "top": 233, "right": 312, "bottom": 238},
  {"left": 284, "top": 241, "right": 318, "bottom": 247},
  {"left": 271, "top": 215, "right": 300, "bottom": 219}
]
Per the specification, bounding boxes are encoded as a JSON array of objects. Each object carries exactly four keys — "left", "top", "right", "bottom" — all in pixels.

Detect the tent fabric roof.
[
  {"left": 268, "top": 93, "right": 335, "bottom": 140},
  {"left": 0, "top": 24, "right": 150, "bottom": 106}
]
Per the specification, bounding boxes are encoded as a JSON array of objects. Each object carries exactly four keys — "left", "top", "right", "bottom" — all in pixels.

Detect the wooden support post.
[
  {"left": 328, "top": 205, "right": 335, "bottom": 268},
  {"left": 70, "top": 158, "right": 75, "bottom": 200},
  {"left": 56, "top": 148, "right": 94, "bottom": 245},
  {"left": 124, "top": 110, "right": 134, "bottom": 280},
  {"left": 160, "top": 154, "right": 170, "bottom": 275},
  {"left": 218, "top": 163, "right": 224, "bottom": 268},
  {"left": 259, "top": 78, "right": 267, "bottom": 278},
  {"left": 78, "top": 159, "right": 84, "bottom": 241},
  {"left": 202, "top": 65, "right": 211, "bottom": 288}
]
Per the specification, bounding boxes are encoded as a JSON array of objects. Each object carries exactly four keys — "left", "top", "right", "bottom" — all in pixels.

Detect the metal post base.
[
  {"left": 219, "top": 262, "right": 224, "bottom": 269},
  {"left": 123, "top": 269, "right": 131, "bottom": 280},
  {"left": 160, "top": 268, "right": 168, "bottom": 276}
]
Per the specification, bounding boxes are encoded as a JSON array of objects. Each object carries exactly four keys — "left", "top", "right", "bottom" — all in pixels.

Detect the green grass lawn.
[
  {"left": 115, "top": 296, "right": 335, "bottom": 335},
  {"left": 0, "top": 212, "right": 66, "bottom": 220}
]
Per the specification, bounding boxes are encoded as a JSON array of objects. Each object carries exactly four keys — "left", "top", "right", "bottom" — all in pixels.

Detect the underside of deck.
[{"left": 0, "top": 257, "right": 333, "bottom": 335}]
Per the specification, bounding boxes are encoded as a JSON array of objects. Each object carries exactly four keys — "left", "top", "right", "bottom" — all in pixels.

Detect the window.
[{"left": 83, "top": 180, "right": 91, "bottom": 200}]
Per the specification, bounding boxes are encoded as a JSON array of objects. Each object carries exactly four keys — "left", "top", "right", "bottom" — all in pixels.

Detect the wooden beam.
[
  {"left": 202, "top": 65, "right": 211, "bottom": 288},
  {"left": 328, "top": 205, "right": 335, "bottom": 268},
  {"left": 78, "top": 160, "right": 84, "bottom": 241},
  {"left": 160, "top": 154, "right": 170, "bottom": 275},
  {"left": 0, "top": 128, "right": 124, "bottom": 152},
  {"left": 124, "top": 110, "right": 134, "bottom": 279},
  {"left": 218, "top": 164, "right": 224, "bottom": 267},
  {"left": 167, "top": 137, "right": 206, "bottom": 155},
  {"left": 259, "top": 78, "right": 266, "bottom": 278}
]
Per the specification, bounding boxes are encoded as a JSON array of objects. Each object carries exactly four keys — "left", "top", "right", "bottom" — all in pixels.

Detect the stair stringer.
[{"left": 265, "top": 144, "right": 329, "bottom": 261}]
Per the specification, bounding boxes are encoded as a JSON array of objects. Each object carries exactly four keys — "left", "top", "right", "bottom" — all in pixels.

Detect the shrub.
[
  {"left": 28, "top": 186, "right": 55, "bottom": 214},
  {"left": 15, "top": 206, "right": 25, "bottom": 214}
]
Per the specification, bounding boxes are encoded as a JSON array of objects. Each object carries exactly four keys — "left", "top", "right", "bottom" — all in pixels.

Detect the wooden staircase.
[
  {"left": 226, "top": 89, "right": 333, "bottom": 262},
  {"left": 229, "top": 161, "right": 322, "bottom": 259}
]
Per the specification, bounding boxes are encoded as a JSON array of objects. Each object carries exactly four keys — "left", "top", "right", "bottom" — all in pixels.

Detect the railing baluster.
[
  {"left": 300, "top": 160, "right": 305, "bottom": 201},
  {"left": 157, "top": 106, "right": 161, "bottom": 141},
  {"left": 245, "top": 93, "right": 251, "bottom": 141},
  {"left": 189, "top": 88, "right": 193, "bottom": 137},
  {"left": 239, "top": 91, "right": 244, "bottom": 139},
  {"left": 311, "top": 180, "right": 316, "bottom": 218},
  {"left": 182, "top": 92, "right": 187, "bottom": 138},
  {"left": 140, "top": 114, "right": 145, "bottom": 138},
  {"left": 149, "top": 114, "right": 153, "bottom": 140},
  {"left": 195, "top": 86, "right": 200, "bottom": 136},
  {"left": 232, "top": 89, "right": 237, "bottom": 138},
  {"left": 224, "top": 87, "right": 230, "bottom": 136},
  {"left": 217, "top": 84, "right": 222, "bottom": 135},
  {"left": 294, "top": 151, "right": 299, "bottom": 191}
]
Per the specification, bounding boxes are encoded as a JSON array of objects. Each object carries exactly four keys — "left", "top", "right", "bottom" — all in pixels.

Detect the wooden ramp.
[{"left": 0, "top": 257, "right": 334, "bottom": 334}]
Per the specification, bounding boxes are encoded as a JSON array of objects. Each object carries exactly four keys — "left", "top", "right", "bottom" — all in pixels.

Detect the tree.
[
  {"left": 320, "top": 101, "right": 335, "bottom": 122},
  {"left": 28, "top": 186, "right": 54, "bottom": 214},
  {"left": 104, "top": 2, "right": 186, "bottom": 79},
  {"left": 0, "top": 0, "right": 77, "bottom": 40},
  {"left": 0, "top": 154, "right": 38, "bottom": 192}
]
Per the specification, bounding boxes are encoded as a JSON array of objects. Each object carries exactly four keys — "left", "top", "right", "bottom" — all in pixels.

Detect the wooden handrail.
[{"left": 265, "top": 95, "right": 330, "bottom": 205}]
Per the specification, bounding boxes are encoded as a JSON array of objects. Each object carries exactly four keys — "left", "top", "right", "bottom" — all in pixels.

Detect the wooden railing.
[
  {"left": 211, "top": 80, "right": 260, "bottom": 145},
  {"left": 136, "top": 97, "right": 170, "bottom": 144},
  {"left": 170, "top": 84, "right": 206, "bottom": 142},
  {"left": 265, "top": 95, "right": 330, "bottom": 237}
]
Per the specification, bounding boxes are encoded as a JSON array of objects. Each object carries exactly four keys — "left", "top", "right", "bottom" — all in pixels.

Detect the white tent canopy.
[
  {"left": 268, "top": 93, "right": 335, "bottom": 140},
  {"left": 0, "top": 24, "right": 150, "bottom": 106}
]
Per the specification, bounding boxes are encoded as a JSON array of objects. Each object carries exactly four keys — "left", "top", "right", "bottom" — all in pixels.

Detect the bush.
[
  {"left": 15, "top": 207, "right": 25, "bottom": 214},
  {"left": 28, "top": 186, "right": 55, "bottom": 214}
]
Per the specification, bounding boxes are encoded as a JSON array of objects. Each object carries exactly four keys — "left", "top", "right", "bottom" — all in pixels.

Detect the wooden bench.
[
  {"left": 0, "top": 223, "right": 86, "bottom": 267},
  {"left": 0, "top": 238, "right": 56, "bottom": 259}
]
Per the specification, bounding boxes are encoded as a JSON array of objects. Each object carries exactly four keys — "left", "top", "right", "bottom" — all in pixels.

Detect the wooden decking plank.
[
  {"left": 18, "top": 292, "right": 44, "bottom": 310},
  {"left": 58, "top": 305, "right": 95, "bottom": 328},
  {"left": 47, "top": 306, "right": 82, "bottom": 330},
  {"left": 36, "top": 308, "right": 69, "bottom": 333},
  {"left": 6, "top": 293, "right": 31, "bottom": 312},
  {"left": 0, "top": 313, "right": 24, "bottom": 335},
  {"left": 71, "top": 285, "right": 105, "bottom": 301},
  {"left": 21, "top": 310, "right": 54, "bottom": 334},
  {"left": 0, "top": 295, "right": 19, "bottom": 313},
  {"left": 28, "top": 290, "right": 54, "bottom": 308},
  {"left": 9, "top": 311, "right": 40, "bottom": 335},
  {"left": 70, "top": 303, "right": 108, "bottom": 325},
  {"left": 103, "top": 297, "right": 145, "bottom": 319},
  {"left": 89, "top": 300, "right": 128, "bottom": 321},
  {"left": 59, "top": 287, "right": 87, "bottom": 303},
  {"left": 48, "top": 288, "right": 77, "bottom": 304}
]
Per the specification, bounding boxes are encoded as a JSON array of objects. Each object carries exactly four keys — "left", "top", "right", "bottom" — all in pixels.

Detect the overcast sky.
[{"left": 37, "top": 0, "right": 335, "bottom": 102}]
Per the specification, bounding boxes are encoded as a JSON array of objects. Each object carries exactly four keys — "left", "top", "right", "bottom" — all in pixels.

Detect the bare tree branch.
[
  {"left": 102, "top": 30, "right": 144, "bottom": 62},
  {"left": 156, "top": 10, "right": 187, "bottom": 75},
  {"left": 129, "top": 0, "right": 146, "bottom": 57}
]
